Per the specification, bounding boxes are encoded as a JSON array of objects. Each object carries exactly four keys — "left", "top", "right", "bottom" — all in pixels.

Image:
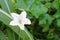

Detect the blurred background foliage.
[{"left": 0, "top": 0, "right": 60, "bottom": 40}]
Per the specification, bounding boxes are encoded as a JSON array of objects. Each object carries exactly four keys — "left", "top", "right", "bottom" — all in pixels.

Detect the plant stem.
[
  {"left": 24, "top": 29, "right": 33, "bottom": 40},
  {"left": 0, "top": 9, "right": 12, "bottom": 19},
  {"left": 4, "top": 0, "right": 11, "bottom": 13}
]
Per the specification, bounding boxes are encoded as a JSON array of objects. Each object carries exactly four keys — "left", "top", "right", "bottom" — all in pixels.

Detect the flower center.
[{"left": 19, "top": 19, "right": 22, "bottom": 24}]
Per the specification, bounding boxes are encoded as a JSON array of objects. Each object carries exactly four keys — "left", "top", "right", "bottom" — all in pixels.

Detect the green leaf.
[
  {"left": 15, "top": 0, "right": 34, "bottom": 10},
  {"left": 6, "top": 0, "right": 14, "bottom": 12},
  {"left": 57, "top": 18, "right": 60, "bottom": 27},
  {"left": 39, "top": 14, "right": 53, "bottom": 26},
  {"left": 53, "top": 12, "right": 60, "bottom": 18},
  {"left": 7, "top": 28, "right": 15, "bottom": 40},
  {"left": 15, "top": 0, "right": 48, "bottom": 18},
  {"left": 0, "top": 0, "right": 14, "bottom": 13},
  {"left": 47, "top": 33, "right": 54, "bottom": 39},
  {"left": 0, "top": 9, "right": 34, "bottom": 40},
  {"left": 45, "top": 3, "right": 51, "bottom": 8},
  {"left": 0, "top": 30, "right": 7, "bottom": 40},
  {"left": 54, "top": 34, "right": 59, "bottom": 40},
  {"left": 30, "top": 3, "right": 48, "bottom": 18},
  {"left": 42, "top": 26, "right": 49, "bottom": 32},
  {"left": 0, "top": 0, "right": 11, "bottom": 13},
  {"left": 53, "top": 0, "right": 59, "bottom": 10}
]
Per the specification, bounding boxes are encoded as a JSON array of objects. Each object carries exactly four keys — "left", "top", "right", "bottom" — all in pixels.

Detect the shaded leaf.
[{"left": 0, "top": 30, "right": 7, "bottom": 40}]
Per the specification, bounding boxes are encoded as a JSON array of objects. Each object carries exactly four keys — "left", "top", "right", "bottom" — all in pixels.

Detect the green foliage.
[
  {"left": 0, "top": 0, "right": 60, "bottom": 40},
  {"left": 0, "top": 30, "right": 7, "bottom": 40}
]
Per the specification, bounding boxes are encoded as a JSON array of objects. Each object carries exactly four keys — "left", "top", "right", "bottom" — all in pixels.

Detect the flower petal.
[
  {"left": 11, "top": 13, "right": 19, "bottom": 19},
  {"left": 18, "top": 24, "right": 25, "bottom": 30},
  {"left": 23, "top": 18, "right": 31, "bottom": 24},
  {"left": 10, "top": 20, "right": 18, "bottom": 26},
  {"left": 20, "top": 11, "right": 27, "bottom": 18}
]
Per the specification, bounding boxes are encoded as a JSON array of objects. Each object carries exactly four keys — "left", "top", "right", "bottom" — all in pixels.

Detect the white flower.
[{"left": 10, "top": 11, "right": 31, "bottom": 30}]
